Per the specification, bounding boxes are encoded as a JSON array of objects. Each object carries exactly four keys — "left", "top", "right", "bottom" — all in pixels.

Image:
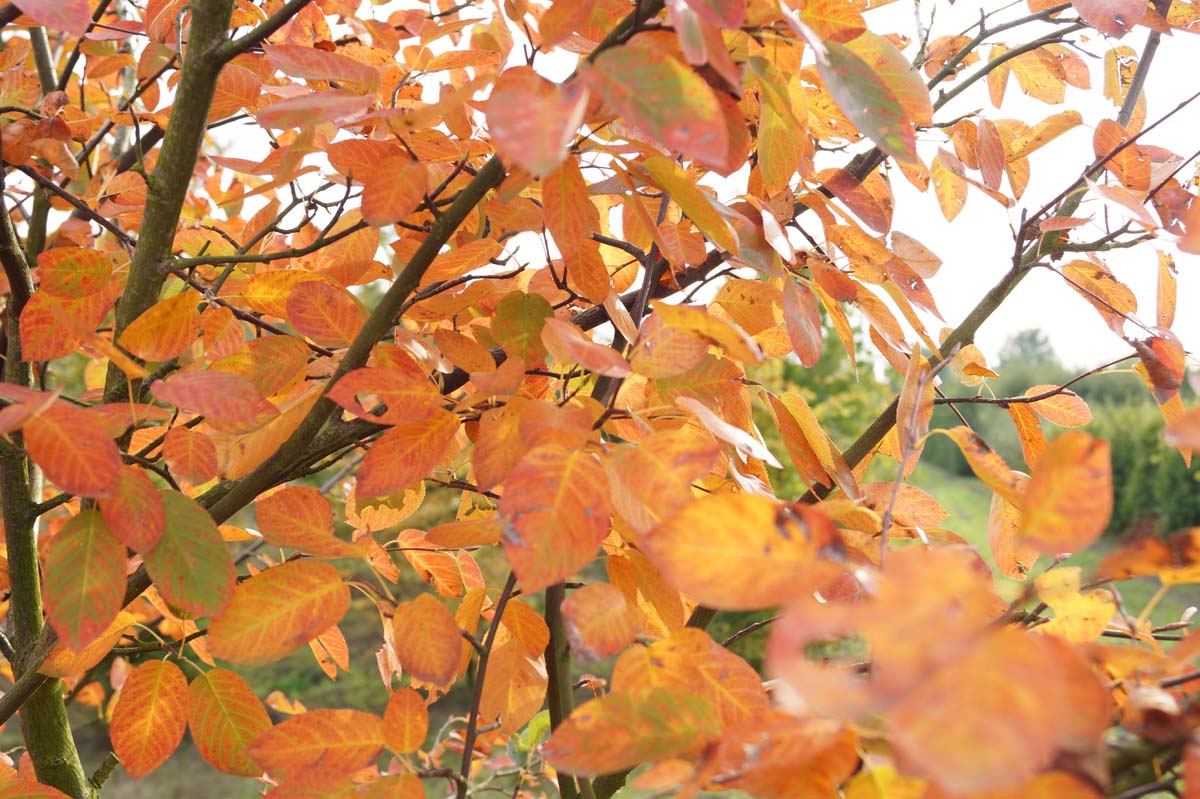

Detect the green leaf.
[
  {"left": 817, "top": 41, "right": 918, "bottom": 165},
  {"left": 143, "top": 491, "right": 236, "bottom": 618},
  {"left": 492, "top": 292, "right": 554, "bottom": 363}
]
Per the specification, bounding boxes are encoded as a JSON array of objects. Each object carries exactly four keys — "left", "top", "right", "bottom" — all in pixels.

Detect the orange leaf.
[
  {"left": 99, "top": 465, "right": 165, "bottom": 553},
  {"left": 255, "top": 90, "right": 373, "bottom": 129},
  {"left": 285, "top": 281, "right": 368, "bottom": 347},
  {"left": 486, "top": 67, "right": 587, "bottom": 178},
  {"left": 478, "top": 635, "right": 549, "bottom": 733},
  {"left": 22, "top": 401, "right": 121, "bottom": 498},
  {"left": 110, "top": 661, "right": 190, "bottom": 780},
  {"left": 162, "top": 426, "right": 218, "bottom": 485},
  {"left": 248, "top": 709, "right": 384, "bottom": 781},
  {"left": 326, "top": 363, "right": 444, "bottom": 426},
  {"left": 562, "top": 582, "right": 638, "bottom": 662},
  {"left": 989, "top": 486, "right": 1038, "bottom": 581},
  {"left": 119, "top": 291, "right": 202, "bottom": 362},
  {"left": 541, "top": 159, "right": 597, "bottom": 257},
  {"left": 543, "top": 686, "right": 721, "bottom": 776},
  {"left": 359, "top": 156, "right": 428, "bottom": 227},
  {"left": 355, "top": 407, "right": 459, "bottom": 499},
  {"left": 541, "top": 317, "right": 631, "bottom": 378},
  {"left": 1020, "top": 430, "right": 1112, "bottom": 554},
  {"left": 40, "top": 611, "right": 135, "bottom": 678},
  {"left": 188, "top": 669, "right": 272, "bottom": 777},
  {"left": 1008, "top": 404, "right": 1047, "bottom": 469},
  {"left": 1024, "top": 386, "right": 1092, "bottom": 427},
  {"left": 391, "top": 593, "right": 461, "bottom": 687},
  {"left": 499, "top": 446, "right": 611, "bottom": 593},
  {"left": 782, "top": 280, "right": 822, "bottom": 367},
  {"left": 264, "top": 43, "right": 380, "bottom": 91},
  {"left": 642, "top": 495, "right": 842, "bottom": 610},
  {"left": 0, "top": 780, "right": 75, "bottom": 798},
  {"left": 498, "top": 599, "right": 551, "bottom": 655},
  {"left": 36, "top": 247, "right": 114, "bottom": 297},
  {"left": 207, "top": 561, "right": 350, "bottom": 665},
  {"left": 942, "top": 426, "right": 1025, "bottom": 509},
  {"left": 383, "top": 687, "right": 428, "bottom": 754},
  {"left": 43, "top": 511, "right": 126, "bottom": 652},
  {"left": 256, "top": 486, "right": 364, "bottom": 559}
]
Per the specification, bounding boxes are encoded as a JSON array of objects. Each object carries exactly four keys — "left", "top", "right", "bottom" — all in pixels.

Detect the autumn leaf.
[
  {"left": 99, "top": 466, "right": 165, "bottom": 553},
  {"left": 110, "top": 661, "right": 191, "bottom": 779},
  {"left": 11, "top": 0, "right": 91, "bottom": 35},
  {"left": 586, "top": 46, "right": 729, "bottom": 168},
  {"left": 499, "top": 445, "right": 611, "bottom": 593},
  {"left": 256, "top": 486, "right": 365, "bottom": 559},
  {"left": 22, "top": 401, "right": 121, "bottom": 498},
  {"left": 43, "top": 511, "right": 126, "bottom": 652},
  {"left": 207, "top": 561, "right": 350, "bottom": 665},
  {"left": 248, "top": 709, "right": 384, "bottom": 780},
  {"left": 119, "top": 291, "right": 202, "bottom": 361},
  {"left": 487, "top": 67, "right": 587, "bottom": 177},
  {"left": 641, "top": 495, "right": 844, "bottom": 610},
  {"left": 391, "top": 593, "right": 461, "bottom": 687},
  {"left": 188, "top": 669, "right": 272, "bottom": 777},
  {"left": 143, "top": 491, "right": 236, "bottom": 618},
  {"left": 543, "top": 687, "right": 721, "bottom": 776},
  {"left": 562, "top": 582, "right": 638, "bottom": 662},
  {"left": 355, "top": 408, "right": 459, "bottom": 499},
  {"left": 1020, "top": 431, "right": 1112, "bottom": 554},
  {"left": 383, "top": 688, "right": 428, "bottom": 754}
]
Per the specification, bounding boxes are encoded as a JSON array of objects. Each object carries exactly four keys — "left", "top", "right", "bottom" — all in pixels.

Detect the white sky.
[
  {"left": 212, "top": 1, "right": 1199, "bottom": 373},
  {"left": 872, "top": 0, "right": 1200, "bottom": 370}
]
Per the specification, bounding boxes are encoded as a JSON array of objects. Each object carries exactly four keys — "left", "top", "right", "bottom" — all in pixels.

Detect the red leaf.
[
  {"left": 285, "top": 281, "right": 368, "bottom": 348},
  {"left": 1072, "top": 0, "right": 1147, "bottom": 37},
  {"left": 99, "top": 466, "right": 165, "bottom": 552},
  {"left": 150, "top": 371, "right": 278, "bottom": 429},
  {"left": 22, "top": 401, "right": 121, "bottom": 498},
  {"left": 782, "top": 280, "right": 822, "bottom": 367},
  {"left": 486, "top": 67, "right": 587, "bottom": 178},
  {"left": 11, "top": 0, "right": 91, "bottom": 35}
]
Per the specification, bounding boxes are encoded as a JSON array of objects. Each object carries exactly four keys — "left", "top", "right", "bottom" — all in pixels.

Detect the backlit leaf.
[
  {"left": 543, "top": 687, "right": 721, "bottom": 776},
  {"left": 542, "top": 317, "right": 631, "bottom": 378},
  {"left": 10, "top": 0, "right": 90, "bottom": 35},
  {"left": 256, "top": 486, "right": 364, "bottom": 559},
  {"left": 942, "top": 426, "right": 1025, "bottom": 509},
  {"left": 110, "top": 661, "right": 190, "bottom": 780},
  {"left": 360, "top": 157, "right": 428, "bottom": 227},
  {"left": 541, "top": 159, "right": 598, "bottom": 257},
  {"left": 120, "top": 292, "right": 202, "bottom": 362},
  {"left": 487, "top": 67, "right": 587, "bottom": 177},
  {"left": 815, "top": 41, "right": 918, "bottom": 165},
  {"left": 1020, "top": 431, "right": 1112, "bottom": 554},
  {"left": 150, "top": 371, "right": 278, "bottom": 429},
  {"left": 391, "top": 593, "right": 461, "bottom": 687},
  {"left": 208, "top": 561, "right": 350, "bottom": 665},
  {"left": 188, "top": 669, "right": 272, "bottom": 777},
  {"left": 1073, "top": 0, "right": 1147, "bottom": 37},
  {"left": 43, "top": 511, "right": 126, "bottom": 651},
  {"left": 587, "top": 46, "right": 728, "bottom": 168},
  {"left": 499, "top": 446, "right": 611, "bottom": 593},
  {"left": 286, "top": 281, "right": 368, "bottom": 347},
  {"left": 99, "top": 466, "right": 165, "bottom": 553},
  {"left": 255, "top": 90, "right": 373, "bottom": 129},
  {"left": 562, "top": 583, "right": 638, "bottom": 662},
  {"left": 162, "top": 426, "right": 218, "bottom": 485},
  {"left": 36, "top": 248, "right": 113, "bottom": 297},
  {"left": 642, "top": 495, "right": 843, "bottom": 610},
  {"left": 1023, "top": 386, "right": 1092, "bottom": 427},
  {"left": 1034, "top": 568, "right": 1115, "bottom": 643}
]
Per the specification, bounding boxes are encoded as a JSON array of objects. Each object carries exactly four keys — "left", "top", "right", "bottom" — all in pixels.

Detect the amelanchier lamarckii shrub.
[{"left": 0, "top": 1, "right": 1197, "bottom": 798}]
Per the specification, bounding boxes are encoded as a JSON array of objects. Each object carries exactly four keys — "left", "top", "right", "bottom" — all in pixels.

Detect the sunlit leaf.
[
  {"left": 43, "top": 511, "right": 126, "bottom": 651},
  {"left": 248, "top": 709, "right": 384, "bottom": 781},
  {"left": 391, "top": 593, "right": 461, "bottom": 687},
  {"left": 383, "top": 688, "right": 428, "bottom": 754},
  {"left": 110, "top": 661, "right": 191, "bottom": 780},
  {"left": 188, "top": 669, "right": 272, "bottom": 777},
  {"left": 207, "top": 561, "right": 350, "bottom": 665},
  {"left": 487, "top": 67, "right": 587, "bottom": 177},
  {"left": 1020, "top": 431, "right": 1112, "bottom": 554},
  {"left": 543, "top": 687, "right": 721, "bottom": 776}
]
